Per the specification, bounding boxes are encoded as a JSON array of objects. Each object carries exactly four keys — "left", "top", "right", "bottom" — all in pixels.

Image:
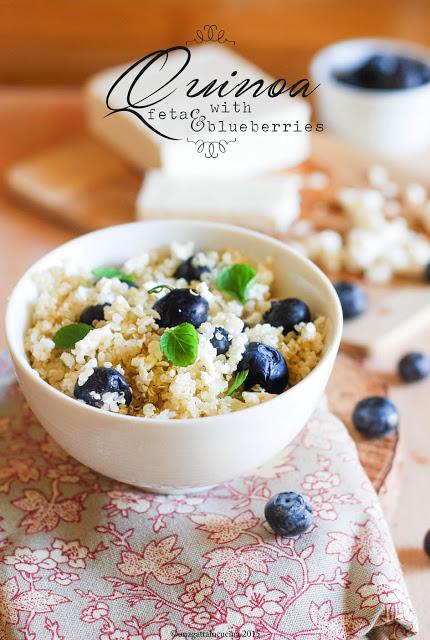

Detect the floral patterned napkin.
[{"left": 0, "top": 353, "right": 418, "bottom": 640}]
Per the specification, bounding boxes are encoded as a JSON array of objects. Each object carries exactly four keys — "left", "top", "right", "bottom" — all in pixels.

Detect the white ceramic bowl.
[
  {"left": 6, "top": 221, "right": 342, "bottom": 493},
  {"left": 311, "top": 38, "right": 430, "bottom": 157}
]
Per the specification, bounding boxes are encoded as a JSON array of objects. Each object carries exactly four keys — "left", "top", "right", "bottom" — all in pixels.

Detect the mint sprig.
[
  {"left": 53, "top": 323, "right": 92, "bottom": 350},
  {"left": 160, "top": 322, "right": 199, "bottom": 367},
  {"left": 216, "top": 264, "right": 256, "bottom": 304},
  {"left": 92, "top": 267, "right": 135, "bottom": 284},
  {"left": 226, "top": 369, "right": 249, "bottom": 396}
]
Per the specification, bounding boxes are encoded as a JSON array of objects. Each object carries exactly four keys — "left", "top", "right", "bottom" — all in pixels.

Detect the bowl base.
[{"left": 137, "top": 483, "right": 216, "bottom": 496}]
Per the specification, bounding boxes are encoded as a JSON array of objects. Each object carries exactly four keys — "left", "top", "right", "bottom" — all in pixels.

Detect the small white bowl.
[
  {"left": 311, "top": 38, "right": 430, "bottom": 157},
  {"left": 5, "top": 221, "right": 342, "bottom": 493}
]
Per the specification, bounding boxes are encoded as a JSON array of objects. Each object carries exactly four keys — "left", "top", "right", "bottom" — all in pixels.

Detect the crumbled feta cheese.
[
  {"left": 306, "top": 171, "right": 329, "bottom": 190},
  {"left": 305, "top": 230, "right": 342, "bottom": 272},
  {"left": 60, "top": 352, "right": 75, "bottom": 369},
  {"left": 246, "top": 323, "right": 283, "bottom": 347},
  {"left": 72, "top": 325, "right": 113, "bottom": 364},
  {"left": 195, "top": 281, "right": 215, "bottom": 304},
  {"left": 295, "top": 322, "right": 317, "bottom": 341},
  {"left": 170, "top": 241, "right": 194, "bottom": 260},
  {"left": 77, "top": 358, "right": 98, "bottom": 386},
  {"left": 122, "top": 252, "right": 149, "bottom": 275},
  {"left": 211, "top": 312, "right": 244, "bottom": 337},
  {"left": 99, "top": 391, "right": 126, "bottom": 413},
  {"left": 385, "top": 200, "right": 401, "bottom": 218},
  {"left": 31, "top": 337, "right": 55, "bottom": 362},
  {"left": 365, "top": 261, "right": 393, "bottom": 284},
  {"left": 368, "top": 164, "right": 390, "bottom": 188},
  {"left": 294, "top": 183, "right": 430, "bottom": 285},
  {"left": 290, "top": 219, "right": 315, "bottom": 238},
  {"left": 338, "top": 188, "right": 385, "bottom": 221},
  {"left": 404, "top": 183, "right": 427, "bottom": 208}
]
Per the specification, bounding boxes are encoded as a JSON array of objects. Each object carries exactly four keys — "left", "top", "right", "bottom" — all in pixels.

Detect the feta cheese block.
[
  {"left": 85, "top": 44, "right": 311, "bottom": 178},
  {"left": 136, "top": 170, "right": 301, "bottom": 233}
]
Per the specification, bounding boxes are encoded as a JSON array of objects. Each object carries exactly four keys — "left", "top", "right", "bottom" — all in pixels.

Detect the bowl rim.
[
  {"left": 5, "top": 219, "right": 343, "bottom": 428},
  {"left": 311, "top": 36, "right": 430, "bottom": 98}
]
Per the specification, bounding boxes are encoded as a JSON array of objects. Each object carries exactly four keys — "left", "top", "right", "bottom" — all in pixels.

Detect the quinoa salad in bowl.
[{"left": 25, "top": 242, "right": 327, "bottom": 420}]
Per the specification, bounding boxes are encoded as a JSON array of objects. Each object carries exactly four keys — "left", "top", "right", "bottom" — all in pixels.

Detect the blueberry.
[
  {"left": 398, "top": 352, "right": 430, "bottom": 383},
  {"left": 153, "top": 288, "right": 209, "bottom": 328},
  {"left": 211, "top": 326, "right": 231, "bottom": 355},
  {"left": 263, "top": 298, "right": 311, "bottom": 335},
  {"left": 334, "top": 281, "right": 368, "bottom": 319},
  {"left": 352, "top": 396, "right": 399, "bottom": 439},
  {"left": 424, "top": 530, "right": 430, "bottom": 558},
  {"left": 79, "top": 303, "right": 111, "bottom": 326},
  {"left": 74, "top": 367, "right": 132, "bottom": 409},
  {"left": 237, "top": 342, "right": 288, "bottom": 394},
  {"left": 335, "top": 54, "right": 430, "bottom": 90},
  {"left": 265, "top": 492, "right": 313, "bottom": 536},
  {"left": 174, "top": 256, "right": 210, "bottom": 282}
]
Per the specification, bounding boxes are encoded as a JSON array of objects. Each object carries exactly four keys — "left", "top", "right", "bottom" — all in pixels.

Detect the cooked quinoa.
[{"left": 25, "top": 243, "right": 326, "bottom": 419}]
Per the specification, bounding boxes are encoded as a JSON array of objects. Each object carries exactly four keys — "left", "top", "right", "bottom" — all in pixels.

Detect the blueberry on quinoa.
[
  {"left": 74, "top": 367, "right": 132, "bottom": 409},
  {"left": 79, "top": 303, "right": 111, "bottom": 326},
  {"left": 398, "top": 352, "right": 430, "bottom": 383},
  {"left": 211, "top": 326, "right": 231, "bottom": 355},
  {"left": 237, "top": 342, "right": 289, "bottom": 394},
  {"left": 265, "top": 492, "right": 313, "bottom": 536},
  {"left": 264, "top": 298, "right": 311, "bottom": 335},
  {"left": 174, "top": 256, "right": 210, "bottom": 282},
  {"left": 334, "top": 281, "right": 367, "bottom": 319},
  {"left": 424, "top": 530, "right": 430, "bottom": 558},
  {"left": 352, "top": 396, "right": 399, "bottom": 439},
  {"left": 154, "top": 288, "right": 209, "bottom": 329}
]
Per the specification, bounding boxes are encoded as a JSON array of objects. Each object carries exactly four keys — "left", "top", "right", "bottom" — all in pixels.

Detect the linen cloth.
[{"left": 0, "top": 353, "right": 418, "bottom": 640}]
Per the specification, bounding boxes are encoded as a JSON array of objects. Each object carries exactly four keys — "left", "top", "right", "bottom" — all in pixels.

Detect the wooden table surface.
[{"left": 0, "top": 88, "right": 429, "bottom": 636}]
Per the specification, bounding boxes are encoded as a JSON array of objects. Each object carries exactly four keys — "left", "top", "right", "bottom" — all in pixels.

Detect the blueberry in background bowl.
[
  {"left": 334, "top": 53, "right": 430, "bottom": 90},
  {"left": 310, "top": 38, "right": 430, "bottom": 157}
]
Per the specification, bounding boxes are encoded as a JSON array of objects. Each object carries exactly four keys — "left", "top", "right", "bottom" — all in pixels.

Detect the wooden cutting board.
[
  {"left": 328, "top": 352, "right": 400, "bottom": 516},
  {"left": 6, "top": 132, "right": 429, "bottom": 232}
]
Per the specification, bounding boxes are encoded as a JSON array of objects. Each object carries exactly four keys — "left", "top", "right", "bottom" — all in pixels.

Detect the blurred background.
[
  {"left": 1, "top": 2, "right": 430, "bottom": 633},
  {"left": 3, "top": 0, "right": 430, "bottom": 84}
]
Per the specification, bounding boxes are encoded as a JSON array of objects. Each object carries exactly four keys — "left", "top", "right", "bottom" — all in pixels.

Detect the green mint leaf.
[
  {"left": 92, "top": 267, "right": 135, "bottom": 284},
  {"left": 148, "top": 284, "right": 174, "bottom": 294},
  {"left": 226, "top": 369, "right": 249, "bottom": 396},
  {"left": 160, "top": 322, "right": 199, "bottom": 367},
  {"left": 216, "top": 264, "right": 257, "bottom": 304},
  {"left": 53, "top": 323, "right": 92, "bottom": 350}
]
